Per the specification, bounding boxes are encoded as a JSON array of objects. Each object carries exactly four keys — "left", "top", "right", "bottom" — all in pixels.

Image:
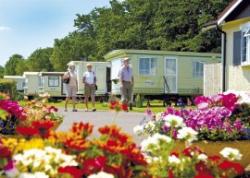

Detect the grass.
[
  {"left": 18, "top": 99, "right": 171, "bottom": 113},
  {"left": 51, "top": 100, "right": 168, "bottom": 113},
  {"left": 19, "top": 99, "right": 194, "bottom": 113}
]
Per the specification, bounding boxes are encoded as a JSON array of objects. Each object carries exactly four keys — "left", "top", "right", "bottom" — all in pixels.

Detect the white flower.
[
  {"left": 5, "top": 167, "right": 19, "bottom": 178},
  {"left": 144, "top": 121, "right": 156, "bottom": 130},
  {"left": 88, "top": 171, "right": 114, "bottom": 178},
  {"left": 155, "top": 112, "right": 163, "bottom": 120},
  {"left": 19, "top": 172, "right": 49, "bottom": 178},
  {"left": 140, "top": 133, "right": 172, "bottom": 152},
  {"left": 177, "top": 127, "right": 197, "bottom": 143},
  {"left": 220, "top": 147, "right": 242, "bottom": 161},
  {"left": 164, "top": 114, "right": 184, "bottom": 128},
  {"left": 197, "top": 154, "right": 208, "bottom": 161},
  {"left": 144, "top": 155, "right": 161, "bottom": 164},
  {"left": 13, "top": 147, "right": 78, "bottom": 177},
  {"left": 168, "top": 155, "right": 181, "bottom": 164},
  {"left": 133, "top": 125, "right": 144, "bottom": 135}
]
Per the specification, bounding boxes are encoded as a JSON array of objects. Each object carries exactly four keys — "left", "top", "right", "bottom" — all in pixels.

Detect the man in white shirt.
[{"left": 83, "top": 63, "right": 97, "bottom": 112}]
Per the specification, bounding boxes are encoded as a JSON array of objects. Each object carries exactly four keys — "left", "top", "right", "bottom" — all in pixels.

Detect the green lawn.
[
  {"left": 19, "top": 100, "right": 170, "bottom": 113},
  {"left": 19, "top": 99, "right": 193, "bottom": 113},
  {"left": 51, "top": 100, "right": 168, "bottom": 113}
]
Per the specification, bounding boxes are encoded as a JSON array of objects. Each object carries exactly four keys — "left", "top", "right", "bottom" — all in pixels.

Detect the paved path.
[{"left": 57, "top": 109, "right": 146, "bottom": 143}]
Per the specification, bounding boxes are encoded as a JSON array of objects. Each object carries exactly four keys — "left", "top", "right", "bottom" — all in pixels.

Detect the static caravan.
[
  {"left": 67, "top": 61, "right": 111, "bottom": 95},
  {"left": 3, "top": 75, "right": 25, "bottom": 91},
  {"left": 203, "top": 63, "right": 222, "bottom": 96},
  {"left": 39, "top": 72, "right": 66, "bottom": 97},
  {"left": 23, "top": 72, "right": 41, "bottom": 96},
  {"left": 104, "top": 49, "right": 220, "bottom": 97}
]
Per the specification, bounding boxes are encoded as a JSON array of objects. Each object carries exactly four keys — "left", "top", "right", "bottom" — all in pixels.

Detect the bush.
[
  {"left": 0, "top": 79, "right": 17, "bottom": 99},
  {"left": 135, "top": 94, "right": 143, "bottom": 108}
]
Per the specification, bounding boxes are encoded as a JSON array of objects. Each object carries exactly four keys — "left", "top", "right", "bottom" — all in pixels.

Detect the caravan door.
[{"left": 164, "top": 57, "right": 177, "bottom": 93}]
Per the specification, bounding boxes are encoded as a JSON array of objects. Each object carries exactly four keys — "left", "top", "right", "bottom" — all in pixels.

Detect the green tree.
[
  {"left": 27, "top": 47, "right": 54, "bottom": 71},
  {"left": 4, "top": 54, "right": 24, "bottom": 75},
  {"left": 0, "top": 66, "right": 4, "bottom": 78},
  {"left": 15, "top": 60, "right": 29, "bottom": 75},
  {"left": 51, "top": 32, "right": 96, "bottom": 71}
]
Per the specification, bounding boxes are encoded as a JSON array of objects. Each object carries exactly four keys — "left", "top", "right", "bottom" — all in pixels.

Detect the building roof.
[
  {"left": 104, "top": 49, "right": 221, "bottom": 61},
  {"left": 40, "top": 72, "right": 64, "bottom": 76},
  {"left": 4, "top": 75, "right": 25, "bottom": 79},
  {"left": 204, "top": 0, "right": 249, "bottom": 29},
  {"left": 217, "top": 0, "right": 243, "bottom": 25},
  {"left": 23, "top": 72, "right": 39, "bottom": 76}
]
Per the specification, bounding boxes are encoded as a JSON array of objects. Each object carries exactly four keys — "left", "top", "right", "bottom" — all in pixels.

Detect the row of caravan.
[{"left": 4, "top": 49, "right": 221, "bottom": 98}]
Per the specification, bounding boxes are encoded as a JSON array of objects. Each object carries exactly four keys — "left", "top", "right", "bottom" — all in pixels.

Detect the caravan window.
[
  {"left": 139, "top": 58, "right": 156, "bottom": 75},
  {"left": 192, "top": 62, "right": 203, "bottom": 78},
  {"left": 48, "top": 76, "right": 59, "bottom": 87}
]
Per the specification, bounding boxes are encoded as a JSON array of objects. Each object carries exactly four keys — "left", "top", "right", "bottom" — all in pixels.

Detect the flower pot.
[{"left": 174, "top": 140, "right": 250, "bottom": 167}]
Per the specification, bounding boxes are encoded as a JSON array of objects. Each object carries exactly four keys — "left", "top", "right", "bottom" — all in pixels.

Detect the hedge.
[{"left": 0, "top": 79, "right": 17, "bottom": 99}]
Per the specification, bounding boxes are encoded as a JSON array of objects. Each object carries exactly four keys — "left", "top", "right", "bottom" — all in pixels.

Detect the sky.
[{"left": 0, "top": 0, "right": 110, "bottom": 66}]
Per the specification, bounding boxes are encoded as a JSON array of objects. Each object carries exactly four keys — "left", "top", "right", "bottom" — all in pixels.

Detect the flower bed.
[
  {"left": 0, "top": 121, "right": 247, "bottom": 178},
  {"left": 173, "top": 140, "right": 250, "bottom": 167},
  {"left": 0, "top": 93, "right": 63, "bottom": 135},
  {"left": 134, "top": 92, "right": 250, "bottom": 142}
]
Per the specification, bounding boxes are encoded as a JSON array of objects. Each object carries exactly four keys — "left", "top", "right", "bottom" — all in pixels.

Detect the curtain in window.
[{"left": 139, "top": 58, "right": 150, "bottom": 75}]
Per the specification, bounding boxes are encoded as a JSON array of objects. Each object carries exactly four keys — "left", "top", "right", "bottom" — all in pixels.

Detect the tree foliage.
[
  {"left": 6, "top": 0, "right": 230, "bottom": 73},
  {"left": 4, "top": 54, "right": 25, "bottom": 75},
  {"left": 26, "top": 47, "right": 54, "bottom": 72},
  {"left": 0, "top": 66, "right": 4, "bottom": 78}
]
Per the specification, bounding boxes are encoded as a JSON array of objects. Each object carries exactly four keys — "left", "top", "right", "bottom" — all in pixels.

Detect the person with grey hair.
[
  {"left": 118, "top": 57, "right": 134, "bottom": 111},
  {"left": 63, "top": 64, "right": 78, "bottom": 112},
  {"left": 83, "top": 63, "right": 97, "bottom": 112}
]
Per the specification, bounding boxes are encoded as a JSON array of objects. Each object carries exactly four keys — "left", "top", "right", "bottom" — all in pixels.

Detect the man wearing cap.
[
  {"left": 63, "top": 64, "right": 78, "bottom": 112},
  {"left": 118, "top": 57, "right": 134, "bottom": 110},
  {"left": 83, "top": 63, "right": 97, "bottom": 112}
]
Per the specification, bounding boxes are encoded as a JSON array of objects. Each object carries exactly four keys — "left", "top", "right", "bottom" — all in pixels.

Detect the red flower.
[
  {"left": 170, "top": 152, "right": 179, "bottom": 157},
  {"left": 47, "top": 106, "right": 58, "bottom": 113},
  {"left": 58, "top": 166, "right": 83, "bottom": 178},
  {"left": 16, "top": 126, "right": 38, "bottom": 137},
  {"left": 0, "top": 145, "right": 11, "bottom": 158},
  {"left": 98, "top": 125, "right": 129, "bottom": 145},
  {"left": 64, "top": 138, "right": 88, "bottom": 152},
  {"left": 194, "top": 172, "right": 214, "bottom": 178},
  {"left": 32, "top": 120, "right": 54, "bottom": 138},
  {"left": 82, "top": 156, "right": 107, "bottom": 175},
  {"left": 182, "top": 146, "right": 202, "bottom": 157},
  {"left": 121, "top": 104, "right": 128, "bottom": 111},
  {"left": 71, "top": 122, "right": 93, "bottom": 138},
  {"left": 195, "top": 161, "right": 209, "bottom": 174},
  {"left": 168, "top": 169, "right": 174, "bottom": 178},
  {"left": 208, "top": 155, "right": 221, "bottom": 163},
  {"left": 219, "top": 160, "right": 244, "bottom": 174},
  {"left": 221, "top": 93, "right": 237, "bottom": 111}
]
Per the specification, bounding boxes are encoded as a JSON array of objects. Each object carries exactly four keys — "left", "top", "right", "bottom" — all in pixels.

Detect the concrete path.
[{"left": 57, "top": 109, "right": 146, "bottom": 143}]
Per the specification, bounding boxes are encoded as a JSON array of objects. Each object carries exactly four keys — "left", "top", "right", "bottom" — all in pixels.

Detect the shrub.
[{"left": 0, "top": 79, "right": 17, "bottom": 99}]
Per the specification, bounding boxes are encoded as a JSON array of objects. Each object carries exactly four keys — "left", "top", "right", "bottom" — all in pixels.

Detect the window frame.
[
  {"left": 241, "top": 24, "right": 250, "bottom": 65},
  {"left": 192, "top": 62, "right": 204, "bottom": 78},
  {"left": 48, "top": 76, "right": 59, "bottom": 87},
  {"left": 139, "top": 57, "right": 157, "bottom": 76}
]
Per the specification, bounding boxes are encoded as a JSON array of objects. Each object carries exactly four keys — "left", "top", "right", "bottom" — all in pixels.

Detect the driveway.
[{"left": 57, "top": 109, "right": 146, "bottom": 143}]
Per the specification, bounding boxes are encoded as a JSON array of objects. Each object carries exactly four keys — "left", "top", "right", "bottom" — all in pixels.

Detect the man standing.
[
  {"left": 83, "top": 63, "right": 97, "bottom": 112},
  {"left": 119, "top": 57, "right": 134, "bottom": 110}
]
